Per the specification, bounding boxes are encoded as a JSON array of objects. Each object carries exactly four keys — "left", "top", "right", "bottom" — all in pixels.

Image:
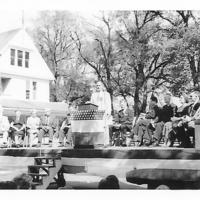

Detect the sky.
[
  {"left": 0, "top": 10, "right": 38, "bottom": 32},
  {"left": 0, "top": 0, "right": 200, "bottom": 33},
  {"left": 0, "top": 10, "right": 100, "bottom": 33}
]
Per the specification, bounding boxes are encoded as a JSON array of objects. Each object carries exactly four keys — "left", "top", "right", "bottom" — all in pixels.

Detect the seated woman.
[
  {"left": 165, "top": 94, "right": 192, "bottom": 147},
  {"left": 0, "top": 105, "right": 10, "bottom": 147},
  {"left": 9, "top": 110, "right": 26, "bottom": 147},
  {"left": 183, "top": 91, "right": 200, "bottom": 146},
  {"left": 26, "top": 109, "right": 40, "bottom": 147}
]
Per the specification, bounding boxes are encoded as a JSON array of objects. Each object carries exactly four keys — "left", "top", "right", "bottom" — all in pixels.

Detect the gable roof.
[
  {"left": 0, "top": 28, "right": 55, "bottom": 81},
  {"left": 0, "top": 28, "right": 21, "bottom": 52}
]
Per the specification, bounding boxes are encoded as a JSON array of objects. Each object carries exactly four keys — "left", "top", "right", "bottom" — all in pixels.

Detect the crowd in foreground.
[{"left": 0, "top": 171, "right": 120, "bottom": 189}]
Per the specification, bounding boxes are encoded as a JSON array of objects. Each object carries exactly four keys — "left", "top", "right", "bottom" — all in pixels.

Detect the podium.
[{"left": 71, "top": 103, "right": 105, "bottom": 147}]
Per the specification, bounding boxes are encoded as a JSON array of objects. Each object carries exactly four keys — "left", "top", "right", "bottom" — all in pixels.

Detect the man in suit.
[
  {"left": 109, "top": 99, "right": 134, "bottom": 146},
  {"left": 37, "top": 108, "right": 59, "bottom": 147}
]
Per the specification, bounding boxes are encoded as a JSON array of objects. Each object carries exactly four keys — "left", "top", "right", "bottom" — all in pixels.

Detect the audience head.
[
  {"left": 13, "top": 173, "right": 32, "bottom": 189},
  {"left": 164, "top": 93, "right": 171, "bottom": 105},
  {"left": 0, "top": 181, "right": 17, "bottom": 189},
  {"left": 44, "top": 108, "right": 51, "bottom": 116},
  {"left": 98, "top": 175, "right": 120, "bottom": 189}
]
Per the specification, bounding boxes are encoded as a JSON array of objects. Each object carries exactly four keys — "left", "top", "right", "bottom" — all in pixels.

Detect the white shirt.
[
  {"left": 91, "top": 91, "right": 111, "bottom": 115},
  {"left": 27, "top": 116, "right": 40, "bottom": 130},
  {"left": 0, "top": 116, "right": 10, "bottom": 132}
]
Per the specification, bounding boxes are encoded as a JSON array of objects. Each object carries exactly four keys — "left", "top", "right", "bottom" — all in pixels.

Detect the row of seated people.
[
  {"left": 109, "top": 91, "right": 200, "bottom": 148},
  {"left": 0, "top": 106, "right": 71, "bottom": 148}
]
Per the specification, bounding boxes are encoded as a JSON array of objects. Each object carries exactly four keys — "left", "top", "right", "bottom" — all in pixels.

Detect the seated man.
[
  {"left": 0, "top": 105, "right": 10, "bottom": 147},
  {"left": 181, "top": 91, "right": 200, "bottom": 146},
  {"left": 9, "top": 110, "right": 26, "bottom": 147},
  {"left": 58, "top": 113, "right": 71, "bottom": 147},
  {"left": 26, "top": 109, "right": 40, "bottom": 147},
  {"left": 37, "top": 108, "right": 59, "bottom": 147},
  {"left": 109, "top": 99, "right": 134, "bottom": 146},
  {"left": 153, "top": 93, "right": 177, "bottom": 146}
]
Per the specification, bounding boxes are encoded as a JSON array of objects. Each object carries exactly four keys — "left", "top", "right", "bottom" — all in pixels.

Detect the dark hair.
[
  {"left": 98, "top": 175, "right": 120, "bottom": 189},
  {"left": 98, "top": 178, "right": 110, "bottom": 189},
  {"left": 106, "top": 175, "right": 120, "bottom": 189},
  {"left": 0, "top": 181, "right": 17, "bottom": 189},
  {"left": 13, "top": 173, "right": 32, "bottom": 189},
  {"left": 150, "top": 96, "right": 158, "bottom": 103}
]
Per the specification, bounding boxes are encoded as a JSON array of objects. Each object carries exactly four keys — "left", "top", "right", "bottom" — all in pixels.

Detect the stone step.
[
  {"left": 35, "top": 156, "right": 61, "bottom": 160},
  {"left": 28, "top": 164, "right": 54, "bottom": 168},
  {"left": 28, "top": 173, "right": 48, "bottom": 177}
]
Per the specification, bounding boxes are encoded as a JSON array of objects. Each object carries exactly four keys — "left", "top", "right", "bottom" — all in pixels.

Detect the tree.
[
  {"left": 116, "top": 11, "right": 177, "bottom": 115},
  {"left": 32, "top": 11, "right": 90, "bottom": 102},
  {"left": 155, "top": 10, "right": 200, "bottom": 91},
  {"left": 71, "top": 12, "right": 119, "bottom": 113}
]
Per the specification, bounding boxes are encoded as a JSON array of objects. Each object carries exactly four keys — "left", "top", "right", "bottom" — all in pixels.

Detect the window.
[
  {"left": 32, "top": 81, "right": 37, "bottom": 100},
  {"left": 26, "top": 90, "right": 30, "bottom": 99},
  {"left": 10, "top": 49, "right": 15, "bottom": 65},
  {"left": 17, "top": 50, "right": 23, "bottom": 66},
  {"left": 25, "top": 52, "right": 29, "bottom": 68},
  {"left": 26, "top": 80, "right": 30, "bottom": 100},
  {"left": 33, "top": 81, "right": 37, "bottom": 90}
]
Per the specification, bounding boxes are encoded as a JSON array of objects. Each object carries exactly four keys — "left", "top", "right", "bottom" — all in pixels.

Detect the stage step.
[
  {"left": 31, "top": 181, "right": 43, "bottom": 188},
  {"left": 28, "top": 173, "right": 48, "bottom": 177},
  {"left": 28, "top": 155, "right": 62, "bottom": 189},
  {"left": 28, "top": 164, "right": 54, "bottom": 168},
  {"left": 35, "top": 156, "right": 61, "bottom": 160}
]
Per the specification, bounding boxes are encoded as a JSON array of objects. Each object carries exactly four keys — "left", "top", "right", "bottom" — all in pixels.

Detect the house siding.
[{"left": 0, "top": 29, "right": 54, "bottom": 102}]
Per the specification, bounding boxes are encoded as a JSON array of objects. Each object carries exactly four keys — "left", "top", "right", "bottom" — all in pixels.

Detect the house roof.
[
  {"left": 0, "top": 28, "right": 55, "bottom": 81},
  {"left": 0, "top": 28, "right": 21, "bottom": 52},
  {"left": 0, "top": 98, "right": 68, "bottom": 117}
]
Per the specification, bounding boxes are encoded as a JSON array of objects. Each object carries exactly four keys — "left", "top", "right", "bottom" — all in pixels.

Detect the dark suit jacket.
[
  {"left": 9, "top": 115, "right": 26, "bottom": 130},
  {"left": 115, "top": 108, "right": 134, "bottom": 125}
]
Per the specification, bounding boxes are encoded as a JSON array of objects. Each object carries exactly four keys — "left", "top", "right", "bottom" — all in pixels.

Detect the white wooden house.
[{"left": 0, "top": 28, "right": 54, "bottom": 102}]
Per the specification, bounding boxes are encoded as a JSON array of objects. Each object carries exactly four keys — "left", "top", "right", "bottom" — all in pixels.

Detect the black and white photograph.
[{"left": 1, "top": 2, "right": 200, "bottom": 192}]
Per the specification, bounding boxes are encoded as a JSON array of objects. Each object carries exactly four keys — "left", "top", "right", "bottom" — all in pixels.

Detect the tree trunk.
[
  {"left": 134, "top": 85, "right": 140, "bottom": 117},
  {"left": 141, "top": 83, "right": 148, "bottom": 113}
]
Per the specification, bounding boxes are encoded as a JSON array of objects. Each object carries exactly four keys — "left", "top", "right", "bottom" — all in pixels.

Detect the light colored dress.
[{"left": 0, "top": 115, "right": 10, "bottom": 144}]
